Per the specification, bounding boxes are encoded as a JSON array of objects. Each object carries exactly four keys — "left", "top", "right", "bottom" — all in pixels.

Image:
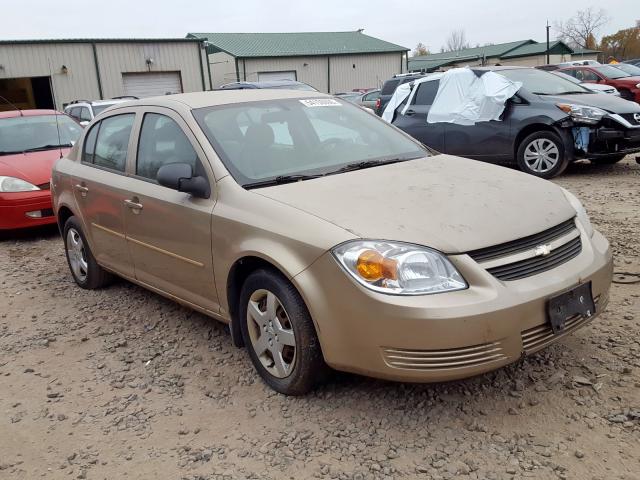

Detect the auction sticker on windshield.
[{"left": 299, "top": 99, "right": 342, "bottom": 107}]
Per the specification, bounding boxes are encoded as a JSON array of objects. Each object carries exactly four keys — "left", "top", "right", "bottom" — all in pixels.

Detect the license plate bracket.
[{"left": 547, "top": 282, "right": 595, "bottom": 334}]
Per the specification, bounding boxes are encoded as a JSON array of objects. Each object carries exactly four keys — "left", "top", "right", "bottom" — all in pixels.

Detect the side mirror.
[{"left": 157, "top": 163, "right": 210, "bottom": 199}]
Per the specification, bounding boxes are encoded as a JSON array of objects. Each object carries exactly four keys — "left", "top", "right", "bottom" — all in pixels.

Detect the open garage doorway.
[{"left": 0, "top": 76, "right": 54, "bottom": 111}]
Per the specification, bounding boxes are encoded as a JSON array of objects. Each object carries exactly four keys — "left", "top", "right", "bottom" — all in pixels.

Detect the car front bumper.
[
  {"left": 0, "top": 190, "right": 56, "bottom": 230},
  {"left": 293, "top": 227, "right": 613, "bottom": 382}
]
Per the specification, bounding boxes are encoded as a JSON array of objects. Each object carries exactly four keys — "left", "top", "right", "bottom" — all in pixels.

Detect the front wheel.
[
  {"left": 516, "top": 131, "right": 568, "bottom": 179},
  {"left": 590, "top": 154, "right": 626, "bottom": 165},
  {"left": 239, "top": 269, "right": 328, "bottom": 395}
]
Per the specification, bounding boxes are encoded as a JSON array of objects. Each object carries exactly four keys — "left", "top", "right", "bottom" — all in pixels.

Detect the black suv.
[
  {"left": 375, "top": 73, "right": 427, "bottom": 116},
  {"left": 388, "top": 66, "right": 640, "bottom": 178}
]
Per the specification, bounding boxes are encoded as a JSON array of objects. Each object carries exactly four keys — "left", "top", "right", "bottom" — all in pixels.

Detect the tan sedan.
[{"left": 51, "top": 90, "right": 613, "bottom": 395}]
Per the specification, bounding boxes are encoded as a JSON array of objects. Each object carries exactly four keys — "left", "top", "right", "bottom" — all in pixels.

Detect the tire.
[
  {"left": 239, "top": 269, "right": 328, "bottom": 395},
  {"left": 590, "top": 154, "right": 626, "bottom": 165},
  {"left": 63, "top": 216, "right": 112, "bottom": 289},
  {"left": 516, "top": 131, "right": 568, "bottom": 179}
]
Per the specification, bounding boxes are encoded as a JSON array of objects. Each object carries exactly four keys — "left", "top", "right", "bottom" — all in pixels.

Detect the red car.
[
  {"left": 558, "top": 64, "right": 640, "bottom": 103},
  {"left": 0, "top": 109, "right": 82, "bottom": 230}
]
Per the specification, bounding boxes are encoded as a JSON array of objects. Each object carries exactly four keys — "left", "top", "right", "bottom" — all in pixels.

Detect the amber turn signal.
[{"left": 356, "top": 250, "right": 398, "bottom": 281}]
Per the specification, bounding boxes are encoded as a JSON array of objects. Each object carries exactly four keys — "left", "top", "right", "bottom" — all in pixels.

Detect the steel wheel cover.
[
  {"left": 523, "top": 138, "right": 560, "bottom": 173},
  {"left": 246, "top": 289, "right": 296, "bottom": 378}
]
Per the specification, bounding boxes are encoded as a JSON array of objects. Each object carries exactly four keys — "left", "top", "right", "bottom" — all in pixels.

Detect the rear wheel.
[
  {"left": 516, "top": 131, "right": 568, "bottom": 179},
  {"left": 590, "top": 154, "right": 626, "bottom": 165},
  {"left": 63, "top": 216, "right": 112, "bottom": 289},
  {"left": 239, "top": 269, "right": 328, "bottom": 395}
]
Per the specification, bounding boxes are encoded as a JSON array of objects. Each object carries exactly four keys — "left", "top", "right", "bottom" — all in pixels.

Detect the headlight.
[
  {"left": 556, "top": 103, "right": 607, "bottom": 124},
  {"left": 636, "top": 83, "right": 640, "bottom": 89},
  {"left": 0, "top": 176, "right": 40, "bottom": 193},
  {"left": 332, "top": 240, "right": 467, "bottom": 295},
  {"left": 561, "top": 188, "right": 593, "bottom": 237}
]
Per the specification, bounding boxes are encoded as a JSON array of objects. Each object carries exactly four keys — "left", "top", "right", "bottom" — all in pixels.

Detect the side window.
[
  {"left": 564, "top": 69, "right": 579, "bottom": 79},
  {"left": 412, "top": 81, "right": 439, "bottom": 106},
  {"left": 363, "top": 91, "right": 380, "bottom": 101},
  {"left": 82, "top": 122, "right": 100, "bottom": 164},
  {"left": 381, "top": 79, "right": 401, "bottom": 95},
  {"left": 136, "top": 113, "right": 198, "bottom": 181},
  {"left": 582, "top": 70, "right": 600, "bottom": 82},
  {"left": 93, "top": 114, "right": 135, "bottom": 172},
  {"left": 68, "top": 107, "right": 81, "bottom": 120},
  {"left": 80, "top": 107, "right": 92, "bottom": 121}
]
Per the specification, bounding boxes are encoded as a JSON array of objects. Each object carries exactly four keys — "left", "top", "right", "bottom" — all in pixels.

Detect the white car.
[
  {"left": 551, "top": 71, "right": 620, "bottom": 96},
  {"left": 64, "top": 97, "right": 137, "bottom": 126}
]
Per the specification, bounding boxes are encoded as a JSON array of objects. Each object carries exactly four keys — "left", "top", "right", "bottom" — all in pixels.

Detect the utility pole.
[{"left": 546, "top": 20, "right": 550, "bottom": 64}]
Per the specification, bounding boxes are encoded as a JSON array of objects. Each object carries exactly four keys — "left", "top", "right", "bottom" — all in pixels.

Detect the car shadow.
[{"left": 0, "top": 224, "right": 60, "bottom": 243}]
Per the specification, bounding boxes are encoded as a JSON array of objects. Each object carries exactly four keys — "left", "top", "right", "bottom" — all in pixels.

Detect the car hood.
[
  {"left": 0, "top": 148, "right": 68, "bottom": 186},
  {"left": 255, "top": 155, "right": 576, "bottom": 254},
  {"left": 540, "top": 92, "right": 640, "bottom": 114}
]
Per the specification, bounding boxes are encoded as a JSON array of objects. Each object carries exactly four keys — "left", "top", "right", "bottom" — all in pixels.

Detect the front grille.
[
  {"left": 468, "top": 219, "right": 576, "bottom": 262},
  {"left": 619, "top": 113, "right": 640, "bottom": 126},
  {"left": 521, "top": 295, "right": 601, "bottom": 353},
  {"left": 382, "top": 341, "right": 507, "bottom": 371},
  {"left": 486, "top": 236, "right": 582, "bottom": 281}
]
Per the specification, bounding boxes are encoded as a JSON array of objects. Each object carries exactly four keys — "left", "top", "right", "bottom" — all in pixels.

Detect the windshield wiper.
[
  {"left": 331, "top": 157, "right": 414, "bottom": 174},
  {"left": 243, "top": 174, "right": 324, "bottom": 189},
  {"left": 22, "top": 144, "right": 72, "bottom": 153}
]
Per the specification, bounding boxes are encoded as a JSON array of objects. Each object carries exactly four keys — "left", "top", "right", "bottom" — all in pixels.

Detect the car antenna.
[
  {"left": 0, "top": 94, "right": 23, "bottom": 116},
  {"left": 54, "top": 110, "right": 64, "bottom": 159}
]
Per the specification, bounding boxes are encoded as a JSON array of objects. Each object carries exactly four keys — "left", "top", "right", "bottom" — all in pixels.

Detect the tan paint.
[{"left": 53, "top": 89, "right": 614, "bottom": 383}]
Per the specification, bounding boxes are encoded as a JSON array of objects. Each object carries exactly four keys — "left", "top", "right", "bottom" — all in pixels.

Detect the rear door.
[
  {"left": 121, "top": 108, "right": 219, "bottom": 312},
  {"left": 392, "top": 80, "right": 445, "bottom": 151},
  {"left": 71, "top": 111, "right": 137, "bottom": 278}
]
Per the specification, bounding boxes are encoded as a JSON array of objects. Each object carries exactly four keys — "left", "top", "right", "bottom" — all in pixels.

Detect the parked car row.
[{"left": 379, "top": 66, "right": 640, "bottom": 178}]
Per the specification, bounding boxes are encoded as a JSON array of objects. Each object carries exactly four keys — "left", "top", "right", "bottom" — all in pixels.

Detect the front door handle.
[
  {"left": 124, "top": 199, "right": 143, "bottom": 211},
  {"left": 74, "top": 184, "right": 89, "bottom": 197}
]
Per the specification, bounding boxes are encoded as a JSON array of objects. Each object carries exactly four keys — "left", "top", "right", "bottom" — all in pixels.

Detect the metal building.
[
  {"left": 187, "top": 31, "right": 409, "bottom": 93},
  {"left": 0, "top": 38, "right": 211, "bottom": 111}
]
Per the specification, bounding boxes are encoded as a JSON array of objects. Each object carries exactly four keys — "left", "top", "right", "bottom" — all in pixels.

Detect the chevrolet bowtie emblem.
[{"left": 534, "top": 244, "right": 552, "bottom": 257}]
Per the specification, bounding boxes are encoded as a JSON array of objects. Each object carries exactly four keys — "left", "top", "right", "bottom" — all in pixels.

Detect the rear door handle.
[
  {"left": 405, "top": 109, "right": 416, "bottom": 116},
  {"left": 74, "top": 184, "right": 89, "bottom": 197},
  {"left": 124, "top": 199, "right": 143, "bottom": 211}
]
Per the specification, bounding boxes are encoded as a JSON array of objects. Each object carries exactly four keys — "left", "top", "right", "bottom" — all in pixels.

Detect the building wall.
[
  {"left": 0, "top": 43, "right": 101, "bottom": 108},
  {"left": 95, "top": 42, "right": 207, "bottom": 98},
  {"left": 242, "top": 56, "right": 329, "bottom": 92},
  {"left": 210, "top": 51, "right": 237, "bottom": 87},
  {"left": 498, "top": 53, "right": 571, "bottom": 66},
  {"left": 0, "top": 41, "right": 208, "bottom": 110},
  {"left": 329, "top": 52, "right": 405, "bottom": 93}
]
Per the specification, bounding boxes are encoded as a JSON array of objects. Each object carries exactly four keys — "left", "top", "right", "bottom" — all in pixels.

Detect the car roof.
[
  {"left": 0, "top": 109, "right": 61, "bottom": 119},
  {"left": 111, "top": 89, "right": 328, "bottom": 110}
]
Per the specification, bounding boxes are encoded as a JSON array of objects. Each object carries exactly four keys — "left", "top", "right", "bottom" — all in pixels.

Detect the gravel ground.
[{"left": 1, "top": 156, "right": 639, "bottom": 480}]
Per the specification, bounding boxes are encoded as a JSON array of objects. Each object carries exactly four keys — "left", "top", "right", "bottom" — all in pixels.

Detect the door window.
[
  {"left": 82, "top": 122, "right": 100, "bottom": 164},
  {"left": 92, "top": 114, "right": 135, "bottom": 172},
  {"left": 412, "top": 81, "right": 439, "bottom": 106},
  {"left": 79, "top": 107, "right": 92, "bottom": 121},
  {"left": 68, "top": 107, "right": 82, "bottom": 120},
  {"left": 363, "top": 91, "right": 380, "bottom": 101},
  {"left": 581, "top": 70, "right": 600, "bottom": 82},
  {"left": 136, "top": 113, "right": 199, "bottom": 181}
]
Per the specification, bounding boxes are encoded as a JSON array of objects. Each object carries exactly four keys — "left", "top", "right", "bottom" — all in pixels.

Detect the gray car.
[{"left": 390, "top": 67, "right": 640, "bottom": 178}]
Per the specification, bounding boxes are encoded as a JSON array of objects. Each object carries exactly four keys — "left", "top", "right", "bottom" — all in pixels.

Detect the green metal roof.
[
  {"left": 573, "top": 47, "right": 601, "bottom": 55},
  {"left": 409, "top": 40, "right": 534, "bottom": 66},
  {"left": 187, "top": 31, "right": 408, "bottom": 57},
  {"left": 501, "top": 40, "right": 573, "bottom": 59},
  {"left": 0, "top": 38, "right": 201, "bottom": 45}
]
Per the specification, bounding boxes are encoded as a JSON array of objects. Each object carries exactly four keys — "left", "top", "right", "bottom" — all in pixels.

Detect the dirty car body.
[
  {"left": 387, "top": 67, "right": 640, "bottom": 178},
  {"left": 52, "top": 90, "right": 613, "bottom": 395}
]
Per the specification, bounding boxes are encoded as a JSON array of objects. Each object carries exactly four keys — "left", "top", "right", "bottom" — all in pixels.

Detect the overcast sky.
[{"left": 3, "top": 0, "right": 638, "bottom": 51}]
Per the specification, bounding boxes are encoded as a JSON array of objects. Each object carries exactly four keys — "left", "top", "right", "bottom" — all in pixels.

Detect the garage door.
[
  {"left": 122, "top": 72, "right": 183, "bottom": 98},
  {"left": 257, "top": 71, "right": 297, "bottom": 82}
]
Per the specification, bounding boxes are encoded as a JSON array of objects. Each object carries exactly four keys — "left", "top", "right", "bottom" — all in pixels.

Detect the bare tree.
[
  {"left": 554, "top": 7, "right": 610, "bottom": 49},
  {"left": 412, "top": 42, "right": 429, "bottom": 57},
  {"left": 444, "top": 29, "right": 470, "bottom": 52}
]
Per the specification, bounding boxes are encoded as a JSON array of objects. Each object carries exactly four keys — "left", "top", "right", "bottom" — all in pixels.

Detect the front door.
[
  {"left": 122, "top": 109, "right": 219, "bottom": 312},
  {"left": 71, "top": 112, "right": 137, "bottom": 278},
  {"left": 392, "top": 80, "right": 445, "bottom": 151}
]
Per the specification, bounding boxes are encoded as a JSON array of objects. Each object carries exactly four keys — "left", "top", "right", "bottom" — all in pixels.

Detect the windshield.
[
  {"left": 593, "top": 65, "right": 632, "bottom": 79},
  {"left": 498, "top": 68, "right": 590, "bottom": 95},
  {"left": 0, "top": 114, "right": 82, "bottom": 155},
  {"left": 194, "top": 98, "right": 427, "bottom": 187},
  {"left": 612, "top": 63, "right": 640, "bottom": 76},
  {"left": 92, "top": 103, "right": 116, "bottom": 116}
]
